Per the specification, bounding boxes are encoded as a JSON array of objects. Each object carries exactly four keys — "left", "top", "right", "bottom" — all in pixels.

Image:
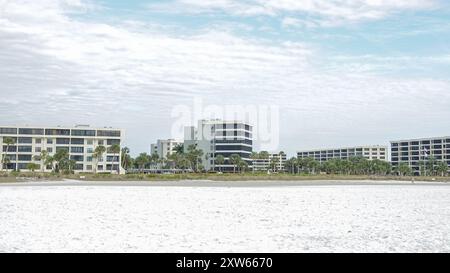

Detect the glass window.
[
  {"left": 71, "top": 147, "right": 84, "bottom": 153},
  {"left": 18, "top": 155, "right": 32, "bottom": 161},
  {"left": 56, "top": 138, "right": 70, "bottom": 145},
  {"left": 107, "top": 139, "right": 120, "bottom": 145},
  {"left": 97, "top": 130, "right": 121, "bottom": 137},
  {"left": 47, "top": 138, "right": 53, "bottom": 144},
  {"left": 71, "top": 130, "right": 96, "bottom": 136},
  {"left": 71, "top": 138, "right": 84, "bottom": 145},
  {"left": 18, "top": 146, "right": 32, "bottom": 152},
  {"left": 87, "top": 139, "right": 93, "bottom": 145},
  {"left": 47, "top": 147, "right": 53, "bottom": 153},
  {"left": 18, "top": 128, "right": 44, "bottom": 135},
  {"left": 35, "top": 138, "right": 42, "bottom": 144},
  {"left": 0, "top": 128, "right": 17, "bottom": 134},
  {"left": 45, "top": 129, "right": 70, "bottom": 136},
  {"left": 35, "top": 147, "right": 41, "bottom": 153},
  {"left": 18, "top": 137, "right": 32, "bottom": 144}
]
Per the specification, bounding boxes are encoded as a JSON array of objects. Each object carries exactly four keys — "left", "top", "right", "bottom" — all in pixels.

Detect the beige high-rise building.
[
  {"left": 297, "top": 145, "right": 388, "bottom": 162},
  {"left": 0, "top": 125, "right": 124, "bottom": 174},
  {"left": 150, "top": 139, "right": 182, "bottom": 159}
]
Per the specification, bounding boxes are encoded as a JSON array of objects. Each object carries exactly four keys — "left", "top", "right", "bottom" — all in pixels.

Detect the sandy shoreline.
[{"left": 0, "top": 179, "right": 449, "bottom": 187}]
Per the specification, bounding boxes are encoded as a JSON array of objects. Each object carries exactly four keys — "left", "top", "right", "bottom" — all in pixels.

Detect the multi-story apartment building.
[
  {"left": 297, "top": 145, "right": 388, "bottom": 163},
  {"left": 252, "top": 153, "right": 287, "bottom": 172},
  {"left": 150, "top": 139, "right": 182, "bottom": 159},
  {"left": 390, "top": 136, "right": 450, "bottom": 176},
  {"left": 0, "top": 125, "right": 123, "bottom": 174},
  {"left": 184, "top": 119, "right": 253, "bottom": 172}
]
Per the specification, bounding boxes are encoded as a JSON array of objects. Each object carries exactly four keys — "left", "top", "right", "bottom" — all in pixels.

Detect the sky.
[{"left": 1, "top": 0, "right": 450, "bottom": 157}]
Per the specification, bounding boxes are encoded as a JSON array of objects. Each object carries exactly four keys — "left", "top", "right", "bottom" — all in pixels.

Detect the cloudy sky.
[{"left": 1, "top": 0, "right": 450, "bottom": 156}]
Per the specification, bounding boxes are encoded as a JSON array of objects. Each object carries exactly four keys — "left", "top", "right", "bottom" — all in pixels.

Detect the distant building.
[
  {"left": 184, "top": 119, "right": 253, "bottom": 172},
  {"left": 297, "top": 145, "right": 388, "bottom": 163},
  {"left": 252, "top": 153, "right": 287, "bottom": 172},
  {"left": 390, "top": 136, "right": 450, "bottom": 176},
  {"left": 0, "top": 125, "right": 124, "bottom": 173},
  {"left": 151, "top": 139, "right": 182, "bottom": 159}
]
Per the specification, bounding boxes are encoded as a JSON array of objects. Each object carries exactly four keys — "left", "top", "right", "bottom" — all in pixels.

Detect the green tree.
[
  {"left": 229, "top": 154, "right": 241, "bottom": 173},
  {"left": 186, "top": 144, "right": 203, "bottom": 172},
  {"left": 92, "top": 145, "right": 106, "bottom": 173},
  {"left": 250, "top": 152, "right": 259, "bottom": 173},
  {"left": 215, "top": 154, "right": 225, "bottom": 173},
  {"left": 436, "top": 161, "right": 448, "bottom": 177},
  {"left": 33, "top": 150, "right": 48, "bottom": 173},
  {"left": 1, "top": 137, "right": 16, "bottom": 171},
  {"left": 135, "top": 153, "right": 149, "bottom": 173},
  {"left": 53, "top": 149, "right": 70, "bottom": 174},
  {"left": 108, "top": 144, "right": 121, "bottom": 173},
  {"left": 173, "top": 143, "right": 184, "bottom": 155},
  {"left": 121, "top": 147, "right": 131, "bottom": 170},
  {"left": 398, "top": 162, "right": 412, "bottom": 176},
  {"left": 27, "top": 162, "right": 39, "bottom": 173}
]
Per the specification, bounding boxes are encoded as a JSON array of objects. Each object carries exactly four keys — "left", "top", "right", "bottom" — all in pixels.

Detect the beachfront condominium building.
[
  {"left": 297, "top": 145, "right": 388, "bottom": 163},
  {"left": 151, "top": 139, "right": 182, "bottom": 159},
  {"left": 252, "top": 153, "right": 287, "bottom": 172},
  {"left": 184, "top": 119, "right": 253, "bottom": 172},
  {"left": 0, "top": 125, "right": 124, "bottom": 174},
  {"left": 390, "top": 136, "right": 450, "bottom": 176}
]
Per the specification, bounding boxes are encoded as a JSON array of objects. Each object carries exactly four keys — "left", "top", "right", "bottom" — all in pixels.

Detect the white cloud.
[
  {"left": 1, "top": 0, "right": 449, "bottom": 155},
  {"left": 148, "top": 0, "right": 439, "bottom": 26}
]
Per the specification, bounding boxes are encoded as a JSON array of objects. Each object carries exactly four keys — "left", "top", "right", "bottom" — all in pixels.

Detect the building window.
[
  {"left": 70, "top": 147, "right": 84, "bottom": 153},
  {"left": 70, "top": 155, "right": 84, "bottom": 162},
  {"left": 87, "top": 139, "right": 93, "bottom": 145},
  {"left": 18, "top": 128, "right": 44, "bottom": 135},
  {"left": 107, "top": 139, "right": 120, "bottom": 145},
  {"left": 87, "top": 156, "right": 93, "bottom": 162},
  {"left": 56, "top": 138, "right": 70, "bottom": 145},
  {"left": 18, "top": 155, "right": 32, "bottom": 161},
  {"left": 97, "top": 130, "right": 121, "bottom": 137},
  {"left": 35, "top": 147, "right": 41, "bottom": 153},
  {"left": 98, "top": 140, "right": 104, "bottom": 145},
  {"left": 87, "top": 148, "right": 93, "bottom": 153},
  {"left": 47, "top": 147, "right": 53, "bottom": 153},
  {"left": 35, "top": 139, "right": 42, "bottom": 144},
  {"left": 47, "top": 138, "right": 53, "bottom": 144},
  {"left": 71, "top": 138, "right": 84, "bottom": 145},
  {"left": 86, "top": 165, "right": 92, "bottom": 170},
  {"left": 71, "top": 130, "right": 96, "bottom": 136},
  {"left": 18, "top": 146, "right": 32, "bottom": 152},
  {"left": 18, "top": 137, "right": 32, "bottom": 144},
  {"left": 45, "top": 129, "right": 70, "bottom": 136},
  {"left": 0, "top": 128, "right": 17, "bottom": 134}
]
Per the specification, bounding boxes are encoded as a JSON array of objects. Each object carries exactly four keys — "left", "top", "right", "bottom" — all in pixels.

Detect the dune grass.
[{"left": 1, "top": 171, "right": 450, "bottom": 183}]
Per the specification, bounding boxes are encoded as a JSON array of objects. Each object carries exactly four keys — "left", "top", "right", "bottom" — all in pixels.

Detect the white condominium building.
[
  {"left": 151, "top": 139, "right": 182, "bottom": 159},
  {"left": 390, "top": 136, "right": 450, "bottom": 176},
  {"left": 297, "top": 145, "right": 388, "bottom": 162},
  {"left": 184, "top": 119, "right": 253, "bottom": 172},
  {"left": 252, "top": 153, "right": 287, "bottom": 172},
  {"left": 0, "top": 125, "right": 124, "bottom": 174}
]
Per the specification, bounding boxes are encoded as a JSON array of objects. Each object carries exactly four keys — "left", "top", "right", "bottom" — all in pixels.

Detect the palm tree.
[
  {"left": 229, "top": 154, "right": 241, "bottom": 173},
  {"left": 173, "top": 143, "right": 184, "bottom": 155},
  {"left": 215, "top": 154, "right": 225, "bottom": 173},
  {"left": 93, "top": 145, "right": 106, "bottom": 173},
  {"left": 27, "top": 163, "right": 39, "bottom": 173},
  {"left": 44, "top": 155, "right": 55, "bottom": 172},
  {"left": 250, "top": 152, "right": 259, "bottom": 173},
  {"left": 1, "top": 137, "right": 15, "bottom": 171},
  {"left": 53, "top": 149, "right": 69, "bottom": 173},
  {"left": 135, "top": 153, "right": 149, "bottom": 173},
  {"left": 33, "top": 150, "right": 48, "bottom": 172},
  {"left": 121, "top": 147, "right": 131, "bottom": 170},
  {"left": 398, "top": 163, "right": 412, "bottom": 176},
  {"left": 109, "top": 144, "right": 121, "bottom": 173},
  {"left": 436, "top": 161, "right": 448, "bottom": 177}
]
